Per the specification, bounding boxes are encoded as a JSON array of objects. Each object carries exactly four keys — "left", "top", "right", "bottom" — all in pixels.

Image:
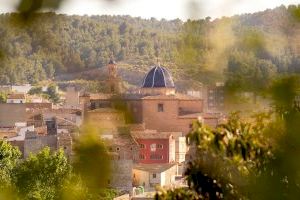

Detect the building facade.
[{"left": 132, "top": 130, "right": 176, "bottom": 164}]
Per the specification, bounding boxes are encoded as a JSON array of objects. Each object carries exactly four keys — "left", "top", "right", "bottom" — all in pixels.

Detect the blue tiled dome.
[{"left": 141, "top": 66, "right": 175, "bottom": 88}]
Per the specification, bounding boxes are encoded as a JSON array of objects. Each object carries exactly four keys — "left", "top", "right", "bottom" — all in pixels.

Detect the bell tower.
[{"left": 107, "top": 58, "right": 122, "bottom": 94}]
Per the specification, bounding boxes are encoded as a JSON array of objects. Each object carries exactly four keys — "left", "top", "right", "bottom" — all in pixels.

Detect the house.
[
  {"left": 11, "top": 84, "right": 32, "bottom": 93},
  {"left": 64, "top": 87, "right": 81, "bottom": 109},
  {"left": 0, "top": 104, "right": 27, "bottom": 128},
  {"left": 132, "top": 163, "right": 177, "bottom": 191},
  {"left": 7, "top": 126, "right": 35, "bottom": 155},
  {"left": 0, "top": 128, "right": 17, "bottom": 139},
  {"left": 175, "top": 136, "right": 187, "bottom": 164},
  {"left": 26, "top": 95, "right": 45, "bottom": 103},
  {"left": 131, "top": 130, "right": 176, "bottom": 164},
  {"left": 7, "top": 93, "right": 26, "bottom": 103}
]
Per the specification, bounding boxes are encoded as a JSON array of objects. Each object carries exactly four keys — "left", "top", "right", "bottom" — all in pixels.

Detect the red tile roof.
[
  {"left": 7, "top": 93, "right": 25, "bottom": 99},
  {"left": 131, "top": 130, "right": 180, "bottom": 139}
]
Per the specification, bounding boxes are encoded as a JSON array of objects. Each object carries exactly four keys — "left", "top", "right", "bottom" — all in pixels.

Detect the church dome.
[{"left": 141, "top": 66, "right": 175, "bottom": 88}]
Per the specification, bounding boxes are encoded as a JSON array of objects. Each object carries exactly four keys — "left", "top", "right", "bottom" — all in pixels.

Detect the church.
[{"left": 80, "top": 59, "right": 222, "bottom": 135}]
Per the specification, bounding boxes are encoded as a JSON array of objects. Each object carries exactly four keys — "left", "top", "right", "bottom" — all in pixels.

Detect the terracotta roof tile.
[{"left": 7, "top": 93, "right": 25, "bottom": 99}]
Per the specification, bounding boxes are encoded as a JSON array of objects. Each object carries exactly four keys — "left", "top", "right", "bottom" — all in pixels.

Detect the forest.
[{"left": 0, "top": 5, "right": 300, "bottom": 89}]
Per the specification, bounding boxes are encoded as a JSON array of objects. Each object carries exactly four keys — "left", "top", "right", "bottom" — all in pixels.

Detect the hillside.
[{"left": 0, "top": 5, "right": 300, "bottom": 89}]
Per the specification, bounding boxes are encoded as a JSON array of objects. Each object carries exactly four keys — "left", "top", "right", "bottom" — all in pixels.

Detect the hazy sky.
[{"left": 0, "top": 0, "right": 299, "bottom": 20}]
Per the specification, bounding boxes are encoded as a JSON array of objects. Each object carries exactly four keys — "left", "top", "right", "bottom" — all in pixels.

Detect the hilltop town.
[
  {"left": 0, "top": 58, "right": 226, "bottom": 198},
  {"left": 0, "top": 3, "right": 300, "bottom": 199}
]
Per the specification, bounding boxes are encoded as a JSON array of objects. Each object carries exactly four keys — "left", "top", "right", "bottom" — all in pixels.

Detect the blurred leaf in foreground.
[{"left": 72, "top": 125, "right": 112, "bottom": 191}]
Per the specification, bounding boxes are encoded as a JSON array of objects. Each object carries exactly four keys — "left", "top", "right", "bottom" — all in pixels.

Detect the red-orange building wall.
[{"left": 137, "top": 138, "right": 170, "bottom": 164}]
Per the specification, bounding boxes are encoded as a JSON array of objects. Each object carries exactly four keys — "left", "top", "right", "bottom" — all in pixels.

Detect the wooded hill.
[{"left": 0, "top": 5, "right": 300, "bottom": 87}]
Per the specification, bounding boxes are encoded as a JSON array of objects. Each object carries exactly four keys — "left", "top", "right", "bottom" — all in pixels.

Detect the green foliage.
[
  {"left": 155, "top": 188, "right": 199, "bottom": 200},
  {"left": 0, "top": 141, "right": 21, "bottom": 189},
  {"left": 46, "top": 83, "right": 60, "bottom": 103},
  {"left": 0, "top": 92, "right": 7, "bottom": 103},
  {"left": 16, "top": 0, "right": 63, "bottom": 21},
  {"left": 29, "top": 84, "right": 61, "bottom": 103},
  {"left": 73, "top": 126, "right": 111, "bottom": 190},
  {"left": 13, "top": 147, "right": 71, "bottom": 200},
  {"left": 28, "top": 86, "right": 43, "bottom": 95},
  {"left": 0, "top": 136, "right": 115, "bottom": 200},
  {"left": 248, "top": 75, "right": 300, "bottom": 199},
  {"left": 57, "top": 80, "right": 107, "bottom": 93},
  {"left": 97, "top": 189, "right": 118, "bottom": 200},
  {"left": 238, "top": 28, "right": 267, "bottom": 56},
  {"left": 269, "top": 75, "right": 300, "bottom": 112},
  {"left": 224, "top": 51, "right": 277, "bottom": 103},
  {"left": 0, "top": 13, "right": 180, "bottom": 85},
  {"left": 188, "top": 112, "right": 272, "bottom": 167},
  {"left": 157, "top": 112, "right": 274, "bottom": 199},
  {"left": 1, "top": 6, "right": 300, "bottom": 87}
]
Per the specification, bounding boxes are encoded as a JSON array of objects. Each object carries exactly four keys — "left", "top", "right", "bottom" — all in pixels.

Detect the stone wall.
[
  {"left": 57, "top": 132, "right": 72, "bottom": 159},
  {"left": 24, "top": 133, "right": 57, "bottom": 158},
  {"left": 111, "top": 160, "right": 133, "bottom": 192}
]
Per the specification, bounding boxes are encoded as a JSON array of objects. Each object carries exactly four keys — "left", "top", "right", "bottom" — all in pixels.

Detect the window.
[
  {"left": 150, "top": 154, "right": 163, "bottom": 160},
  {"left": 156, "top": 144, "right": 163, "bottom": 149},
  {"left": 139, "top": 154, "right": 145, "bottom": 160},
  {"left": 139, "top": 144, "right": 145, "bottom": 149},
  {"left": 116, "top": 147, "right": 120, "bottom": 151},
  {"left": 152, "top": 173, "right": 157, "bottom": 178},
  {"left": 110, "top": 85, "right": 115, "bottom": 93},
  {"left": 189, "top": 123, "right": 193, "bottom": 129},
  {"left": 158, "top": 103, "right": 164, "bottom": 112},
  {"left": 91, "top": 102, "right": 96, "bottom": 110}
]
